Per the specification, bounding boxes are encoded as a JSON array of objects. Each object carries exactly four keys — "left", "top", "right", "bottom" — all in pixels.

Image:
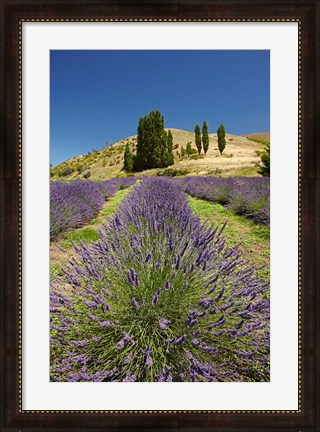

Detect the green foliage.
[
  {"left": 134, "top": 110, "right": 174, "bottom": 171},
  {"left": 101, "top": 188, "right": 133, "bottom": 217},
  {"left": 60, "top": 166, "right": 74, "bottom": 177},
  {"left": 116, "top": 172, "right": 127, "bottom": 178},
  {"left": 248, "top": 137, "right": 269, "bottom": 146},
  {"left": 158, "top": 167, "right": 189, "bottom": 177},
  {"left": 202, "top": 121, "right": 209, "bottom": 155},
  {"left": 217, "top": 124, "right": 226, "bottom": 155},
  {"left": 102, "top": 159, "right": 107, "bottom": 168},
  {"left": 188, "top": 196, "right": 269, "bottom": 280},
  {"left": 123, "top": 143, "right": 134, "bottom": 172},
  {"left": 83, "top": 170, "right": 91, "bottom": 179},
  {"left": 61, "top": 227, "right": 100, "bottom": 249},
  {"left": 77, "top": 164, "right": 85, "bottom": 173},
  {"left": 190, "top": 153, "right": 204, "bottom": 160},
  {"left": 166, "top": 130, "right": 174, "bottom": 166},
  {"left": 181, "top": 146, "right": 185, "bottom": 157},
  {"left": 194, "top": 124, "right": 202, "bottom": 154},
  {"left": 185, "top": 142, "right": 196, "bottom": 156},
  {"left": 257, "top": 142, "right": 270, "bottom": 176}
]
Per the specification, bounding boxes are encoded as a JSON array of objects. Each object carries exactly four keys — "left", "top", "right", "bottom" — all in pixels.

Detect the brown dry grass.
[
  {"left": 52, "top": 129, "right": 267, "bottom": 181},
  {"left": 244, "top": 132, "right": 270, "bottom": 142}
]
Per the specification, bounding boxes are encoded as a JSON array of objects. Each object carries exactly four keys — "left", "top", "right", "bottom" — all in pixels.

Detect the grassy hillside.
[
  {"left": 244, "top": 132, "right": 270, "bottom": 144},
  {"left": 50, "top": 128, "right": 268, "bottom": 181}
]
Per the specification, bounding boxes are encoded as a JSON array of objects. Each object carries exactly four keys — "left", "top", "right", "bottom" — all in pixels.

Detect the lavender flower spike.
[{"left": 159, "top": 318, "right": 172, "bottom": 330}]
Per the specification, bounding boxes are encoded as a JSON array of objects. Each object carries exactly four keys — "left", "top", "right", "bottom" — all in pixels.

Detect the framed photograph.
[{"left": 1, "top": 1, "right": 319, "bottom": 431}]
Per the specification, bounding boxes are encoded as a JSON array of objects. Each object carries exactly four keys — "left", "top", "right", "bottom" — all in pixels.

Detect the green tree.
[
  {"left": 166, "top": 130, "right": 174, "bottom": 166},
  {"left": 134, "top": 110, "right": 172, "bottom": 171},
  {"left": 123, "top": 142, "right": 134, "bottom": 172},
  {"left": 181, "top": 146, "right": 185, "bottom": 158},
  {"left": 217, "top": 124, "right": 226, "bottom": 155},
  {"left": 202, "top": 121, "right": 209, "bottom": 155},
  {"left": 195, "top": 124, "right": 202, "bottom": 154},
  {"left": 186, "top": 142, "right": 192, "bottom": 155},
  {"left": 257, "top": 142, "right": 270, "bottom": 176}
]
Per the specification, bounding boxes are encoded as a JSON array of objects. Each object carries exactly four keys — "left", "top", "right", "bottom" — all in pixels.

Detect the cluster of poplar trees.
[
  {"left": 124, "top": 110, "right": 174, "bottom": 172},
  {"left": 194, "top": 122, "right": 226, "bottom": 155}
]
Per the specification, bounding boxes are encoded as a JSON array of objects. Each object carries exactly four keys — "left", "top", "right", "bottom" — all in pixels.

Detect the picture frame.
[{"left": 1, "top": 0, "right": 319, "bottom": 431}]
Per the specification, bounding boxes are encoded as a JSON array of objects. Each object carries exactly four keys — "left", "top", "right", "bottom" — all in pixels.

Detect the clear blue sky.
[{"left": 50, "top": 50, "right": 269, "bottom": 166}]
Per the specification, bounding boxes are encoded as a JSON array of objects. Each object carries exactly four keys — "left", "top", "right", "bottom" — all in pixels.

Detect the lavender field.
[
  {"left": 50, "top": 177, "right": 137, "bottom": 239},
  {"left": 50, "top": 177, "right": 270, "bottom": 382},
  {"left": 163, "top": 176, "right": 270, "bottom": 224}
]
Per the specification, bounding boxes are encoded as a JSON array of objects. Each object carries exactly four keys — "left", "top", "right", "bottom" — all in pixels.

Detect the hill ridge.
[{"left": 51, "top": 128, "right": 268, "bottom": 180}]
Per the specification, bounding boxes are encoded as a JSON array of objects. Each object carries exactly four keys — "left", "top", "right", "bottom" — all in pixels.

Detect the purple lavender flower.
[
  {"left": 123, "top": 374, "right": 137, "bottom": 382},
  {"left": 131, "top": 297, "right": 139, "bottom": 311},
  {"left": 146, "top": 355, "right": 152, "bottom": 367},
  {"left": 152, "top": 287, "right": 161, "bottom": 306},
  {"left": 71, "top": 339, "right": 88, "bottom": 348},
  {"left": 84, "top": 301, "right": 97, "bottom": 309},
  {"left": 117, "top": 339, "right": 125, "bottom": 350},
  {"left": 208, "top": 317, "right": 226, "bottom": 330},
  {"left": 123, "top": 354, "right": 132, "bottom": 365},
  {"left": 175, "top": 334, "right": 187, "bottom": 346},
  {"left": 164, "top": 280, "right": 174, "bottom": 291},
  {"left": 145, "top": 251, "right": 153, "bottom": 262},
  {"left": 86, "top": 313, "right": 99, "bottom": 322},
  {"left": 98, "top": 320, "right": 111, "bottom": 327},
  {"left": 159, "top": 318, "right": 171, "bottom": 330}
]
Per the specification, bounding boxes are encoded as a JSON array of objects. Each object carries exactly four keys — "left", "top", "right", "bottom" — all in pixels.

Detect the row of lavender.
[
  {"left": 51, "top": 178, "right": 269, "bottom": 382},
  {"left": 164, "top": 176, "right": 270, "bottom": 224},
  {"left": 50, "top": 178, "right": 137, "bottom": 239}
]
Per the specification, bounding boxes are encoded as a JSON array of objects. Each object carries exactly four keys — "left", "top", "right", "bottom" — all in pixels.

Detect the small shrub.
[
  {"left": 77, "top": 164, "right": 84, "bottom": 174},
  {"left": 190, "top": 154, "right": 204, "bottom": 160},
  {"left": 83, "top": 171, "right": 91, "bottom": 179},
  {"left": 116, "top": 172, "right": 127, "bottom": 178},
  {"left": 61, "top": 167, "right": 74, "bottom": 177},
  {"left": 159, "top": 168, "right": 189, "bottom": 177}
]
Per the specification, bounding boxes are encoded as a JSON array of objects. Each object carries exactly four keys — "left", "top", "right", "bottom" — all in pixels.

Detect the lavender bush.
[
  {"left": 50, "top": 178, "right": 137, "bottom": 239},
  {"left": 165, "top": 176, "right": 270, "bottom": 224},
  {"left": 50, "top": 178, "right": 269, "bottom": 382}
]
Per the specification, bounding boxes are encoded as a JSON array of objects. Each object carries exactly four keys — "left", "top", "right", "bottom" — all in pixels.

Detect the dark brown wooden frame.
[{"left": 1, "top": 1, "right": 319, "bottom": 431}]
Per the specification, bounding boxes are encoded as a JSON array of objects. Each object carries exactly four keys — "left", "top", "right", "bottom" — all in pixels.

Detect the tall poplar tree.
[
  {"left": 166, "top": 130, "right": 174, "bottom": 166},
  {"left": 217, "top": 124, "right": 226, "bottom": 155},
  {"left": 202, "top": 121, "right": 209, "bottom": 155},
  {"left": 195, "top": 124, "right": 202, "bottom": 155},
  {"left": 123, "top": 142, "right": 133, "bottom": 172}
]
